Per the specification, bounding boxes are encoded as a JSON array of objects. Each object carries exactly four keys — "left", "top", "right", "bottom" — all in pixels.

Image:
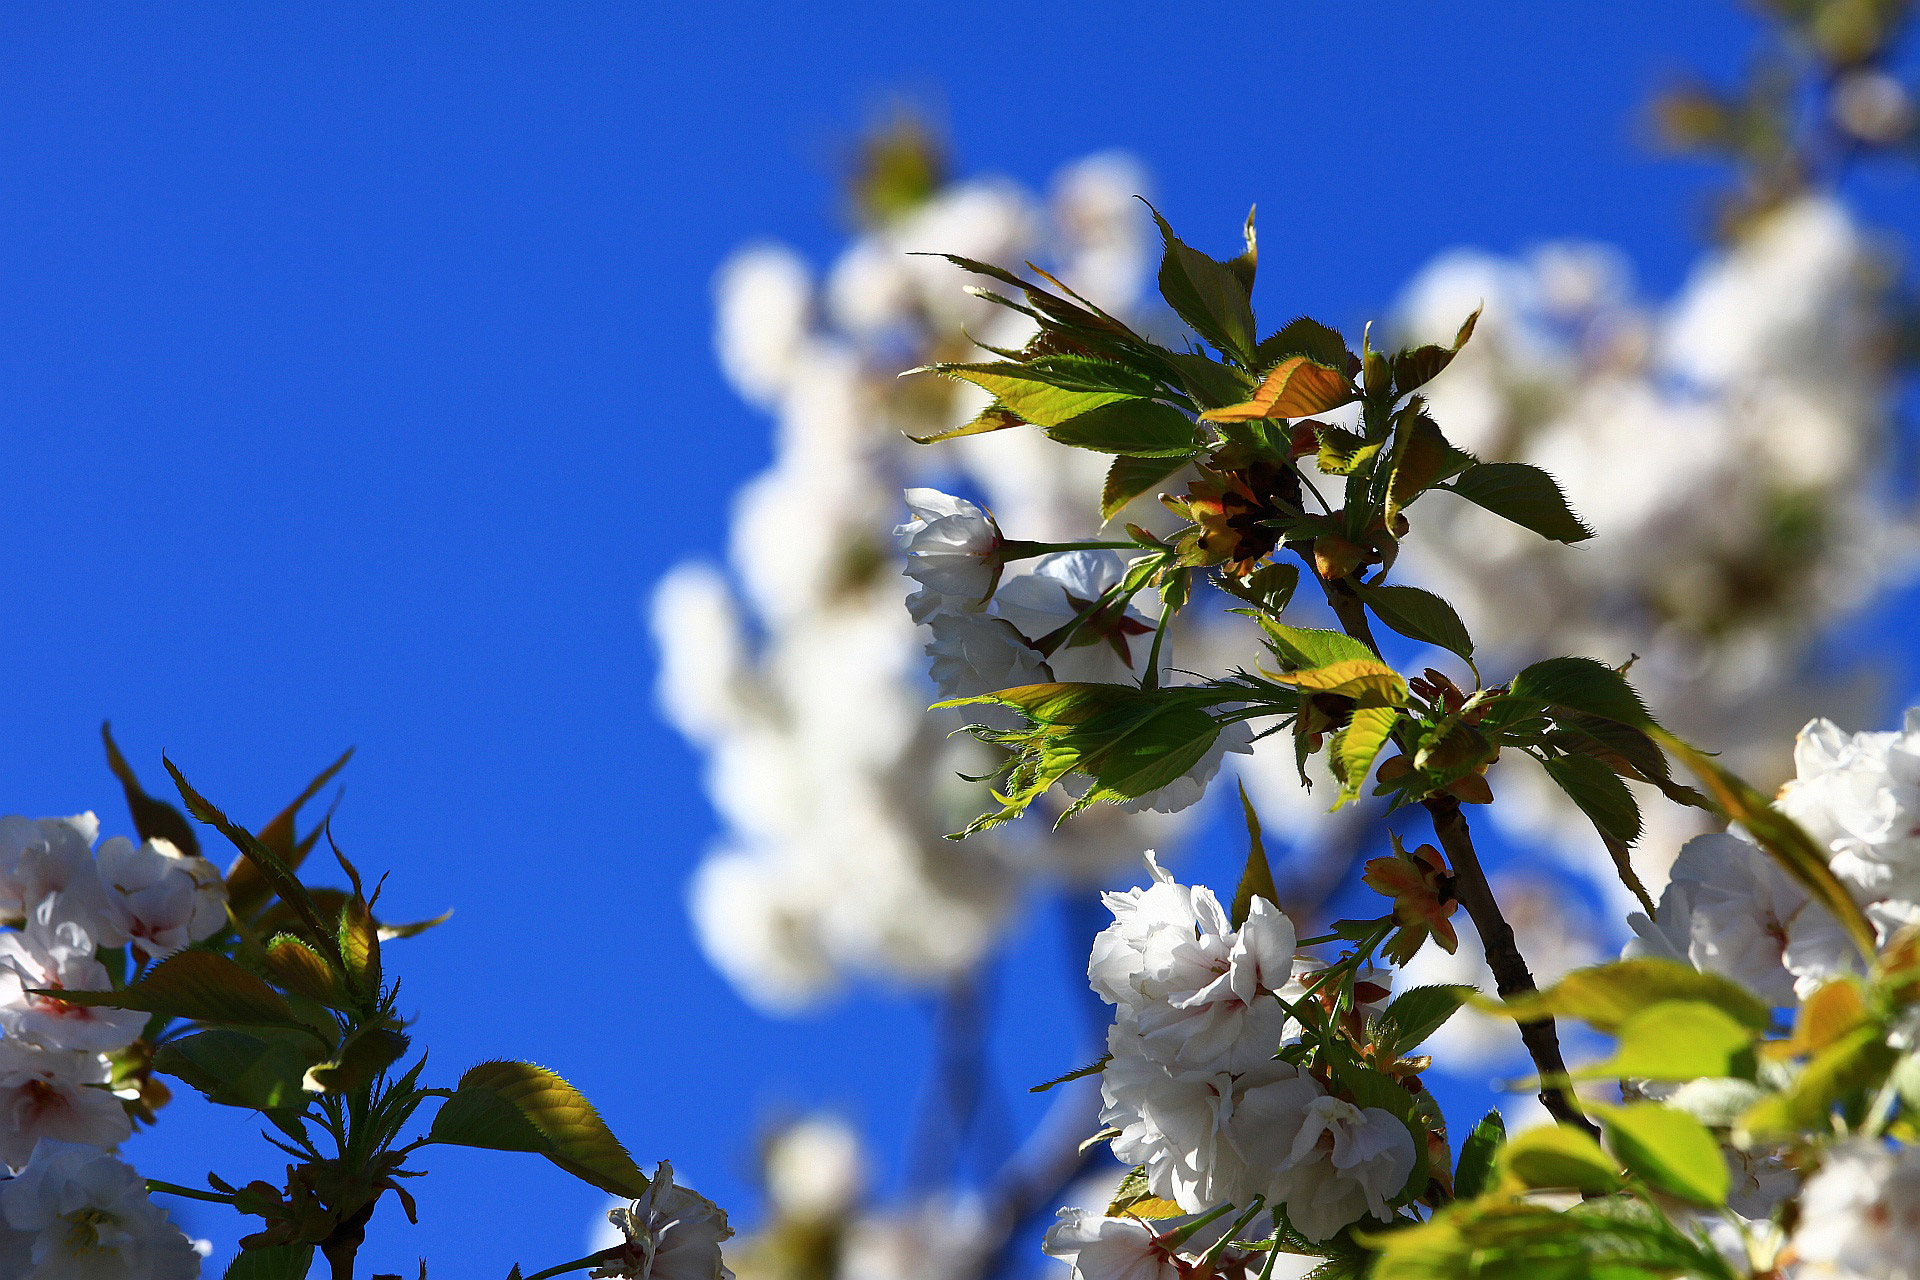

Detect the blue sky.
[{"left": 0, "top": 3, "right": 1914, "bottom": 1275}]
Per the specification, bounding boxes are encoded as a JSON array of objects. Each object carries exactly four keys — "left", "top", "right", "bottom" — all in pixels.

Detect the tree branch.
[{"left": 1423, "top": 792, "right": 1597, "bottom": 1137}]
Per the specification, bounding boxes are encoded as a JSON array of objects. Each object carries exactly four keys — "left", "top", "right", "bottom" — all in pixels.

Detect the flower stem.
[{"left": 1002, "top": 539, "right": 1144, "bottom": 560}]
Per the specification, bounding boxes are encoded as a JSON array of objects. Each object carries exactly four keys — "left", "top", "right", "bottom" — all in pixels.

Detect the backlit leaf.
[
  {"left": 1443, "top": 461, "right": 1592, "bottom": 543},
  {"left": 429, "top": 1060, "right": 651, "bottom": 1199}
]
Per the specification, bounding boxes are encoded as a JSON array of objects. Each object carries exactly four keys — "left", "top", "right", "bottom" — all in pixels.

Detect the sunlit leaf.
[{"left": 429, "top": 1060, "right": 651, "bottom": 1199}]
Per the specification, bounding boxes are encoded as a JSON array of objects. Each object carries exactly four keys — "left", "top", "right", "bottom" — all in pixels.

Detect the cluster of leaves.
[
  {"left": 920, "top": 212, "right": 1682, "bottom": 872},
  {"left": 77, "top": 734, "right": 654, "bottom": 1280}
]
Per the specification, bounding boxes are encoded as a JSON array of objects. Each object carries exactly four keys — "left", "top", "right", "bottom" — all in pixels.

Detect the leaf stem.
[
  {"left": 144, "top": 1179, "right": 233, "bottom": 1206},
  {"left": 1002, "top": 539, "right": 1143, "bottom": 559}
]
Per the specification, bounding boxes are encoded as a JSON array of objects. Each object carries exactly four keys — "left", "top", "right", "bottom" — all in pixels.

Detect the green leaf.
[
  {"left": 1161, "top": 350, "right": 1253, "bottom": 409},
  {"left": 1152, "top": 210, "right": 1256, "bottom": 363},
  {"left": 1574, "top": 1000, "right": 1757, "bottom": 1082},
  {"left": 1452, "top": 1110, "right": 1505, "bottom": 1200},
  {"left": 1509, "top": 657, "right": 1652, "bottom": 727},
  {"left": 1375, "top": 985, "right": 1474, "bottom": 1060},
  {"left": 1313, "top": 426, "right": 1381, "bottom": 476},
  {"left": 1255, "top": 316, "right": 1350, "bottom": 371},
  {"left": 1230, "top": 782, "right": 1279, "bottom": 927},
  {"left": 1367, "top": 1196, "right": 1739, "bottom": 1280},
  {"left": 1483, "top": 957, "right": 1771, "bottom": 1035},
  {"left": 1541, "top": 753, "right": 1643, "bottom": 846},
  {"left": 166, "top": 759, "right": 333, "bottom": 943},
  {"left": 1497, "top": 1123, "right": 1621, "bottom": 1194},
  {"left": 1355, "top": 582, "right": 1474, "bottom": 665},
  {"left": 339, "top": 895, "right": 382, "bottom": 999},
  {"left": 1045, "top": 398, "right": 1200, "bottom": 457},
  {"left": 938, "top": 684, "right": 1229, "bottom": 833},
  {"left": 1254, "top": 621, "right": 1378, "bottom": 670},
  {"left": 224, "top": 1245, "right": 315, "bottom": 1280},
  {"left": 100, "top": 721, "right": 200, "bottom": 858},
  {"left": 1384, "top": 410, "right": 1474, "bottom": 524},
  {"left": 1102, "top": 454, "right": 1189, "bottom": 522},
  {"left": 1738, "top": 1022, "right": 1899, "bottom": 1141},
  {"left": 231, "top": 747, "right": 355, "bottom": 917},
  {"left": 429, "top": 1060, "right": 652, "bottom": 1199},
  {"left": 907, "top": 401, "right": 1024, "bottom": 445},
  {"left": 48, "top": 949, "right": 302, "bottom": 1028},
  {"left": 155, "top": 1027, "right": 324, "bottom": 1112},
  {"left": 931, "top": 364, "right": 1136, "bottom": 428},
  {"left": 1443, "top": 461, "right": 1593, "bottom": 544},
  {"left": 1652, "top": 728, "right": 1879, "bottom": 964},
  {"left": 1336, "top": 705, "right": 1401, "bottom": 807},
  {"left": 303, "top": 1025, "right": 411, "bottom": 1095},
  {"left": 1590, "top": 1102, "right": 1728, "bottom": 1206},
  {"left": 1392, "top": 307, "right": 1481, "bottom": 396},
  {"left": 264, "top": 935, "right": 350, "bottom": 1009}
]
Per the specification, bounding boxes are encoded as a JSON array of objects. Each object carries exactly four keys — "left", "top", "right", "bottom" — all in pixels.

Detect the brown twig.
[{"left": 1322, "top": 570, "right": 1597, "bottom": 1136}]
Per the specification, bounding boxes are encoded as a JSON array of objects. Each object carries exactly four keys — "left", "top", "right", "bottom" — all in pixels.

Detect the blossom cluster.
[
  {"left": 656, "top": 149, "right": 1224, "bottom": 1012},
  {"left": 0, "top": 813, "right": 217, "bottom": 1276}
]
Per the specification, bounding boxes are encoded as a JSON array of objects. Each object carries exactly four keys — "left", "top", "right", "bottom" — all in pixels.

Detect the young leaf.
[
  {"left": 1590, "top": 1103, "right": 1728, "bottom": 1206},
  {"left": 907, "top": 402, "right": 1024, "bottom": 445},
  {"left": 1443, "top": 461, "right": 1593, "bottom": 544},
  {"left": 264, "top": 936, "right": 351, "bottom": 1009},
  {"left": 1312, "top": 425, "right": 1382, "bottom": 476},
  {"left": 303, "top": 1025, "right": 411, "bottom": 1095},
  {"left": 1336, "top": 705, "right": 1400, "bottom": 806},
  {"left": 1452, "top": 1110, "right": 1505, "bottom": 1200},
  {"left": 429, "top": 1060, "right": 652, "bottom": 1199},
  {"left": 100, "top": 722, "right": 200, "bottom": 858},
  {"left": 1384, "top": 411, "right": 1473, "bottom": 524},
  {"left": 1198, "top": 355, "right": 1355, "bottom": 422},
  {"left": 1483, "top": 957, "right": 1771, "bottom": 1034},
  {"left": 1268, "top": 659, "right": 1408, "bottom": 708},
  {"left": 1045, "top": 398, "right": 1200, "bottom": 457},
  {"left": 48, "top": 950, "right": 302, "bottom": 1028},
  {"left": 166, "top": 759, "right": 332, "bottom": 942},
  {"left": 1652, "top": 728, "right": 1879, "bottom": 962},
  {"left": 1391, "top": 307, "right": 1481, "bottom": 396},
  {"left": 1354, "top": 583, "right": 1474, "bottom": 665},
  {"left": 1254, "top": 316, "right": 1350, "bottom": 371},
  {"left": 1230, "top": 782, "right": 1278, "bottom": 927},
  {"left": 1497, "top": 1123, "right": 1620, "bottom": 1194},
  {"left": 1102, "top": 454, "right": 1189, "bottom": 523},
  {"left": 1151, "top": 210, "right": 1256, "bottom": 363},
  {"left": 1374, "top": 985, "right": 1474, "bottom": 1059},
  {"left": 229, "top": 747, "right": 355, "bottom": 917}
]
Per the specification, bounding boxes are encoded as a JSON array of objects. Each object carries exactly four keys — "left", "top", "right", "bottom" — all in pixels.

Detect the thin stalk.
[
  {"left": 1142, "top": 603, "right": 1174, "bottom": 692},
  {"left": 1002, "top": 539, "right": 1144, "bottom": 559},
  {"left": 145, "top": 1180, "right": 233, "bottom": 1206}
]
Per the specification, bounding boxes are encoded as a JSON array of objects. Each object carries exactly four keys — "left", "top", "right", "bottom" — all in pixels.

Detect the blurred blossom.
[
  {"left": 1393, "top": 195, "right": 1915, "bottom": 902},
  {"left": 658, "top": 152, "right": 1193, "bottom": 1013},
  {"left": 763, "top": 1116, "right": 866, "bottom": 1223}
]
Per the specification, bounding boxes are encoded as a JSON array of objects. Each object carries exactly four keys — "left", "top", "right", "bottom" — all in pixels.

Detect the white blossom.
[
  {"left": 993, "top": 552, "right": 1155, "bottom": 685},
  {"left": 591, "top": 1162, "right": 734, "bottom": 1280},
  {"left": 1791, "top": 1138, "right": 1920, "bottom": 1279},
  {"left": 922, "top": 613, "right": 1051, "bottom": 702},
  {"left": 0, "top": 1043, "right": 130, "bottom": 1174},
  {"left": 0, "top": 816, "right": 121, "bottom": 948},
  {"left": 1041, "top": 1210, "right": 1178, "bottom": 1280},
  {"left": 1250, "top": 1089, "right": 1416, "bottom": 1242},
  {"left": 713, "top": 245, "right": 813, "bottom": 408},
  {"left": 0, "top": 1140, "right": 200, "bottom": 1280},
  {"left": 896, "top": 489, "right": 1004, "bottom": 622},
  {"left": 1779, "top": 710, "right": 1920, "bottom": 905},
  {"left": 763, "top": 1115, "right": 865, "bottom": 1222},
  {"left": 95, "top": 839, "right": 224, "bottom": 963},
  {"left": 0, "top": 922, "right": 144, "bottom": 1054},
  {"left": 1624, "top": 832, "right": 1843, "bottom": 1003}
]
